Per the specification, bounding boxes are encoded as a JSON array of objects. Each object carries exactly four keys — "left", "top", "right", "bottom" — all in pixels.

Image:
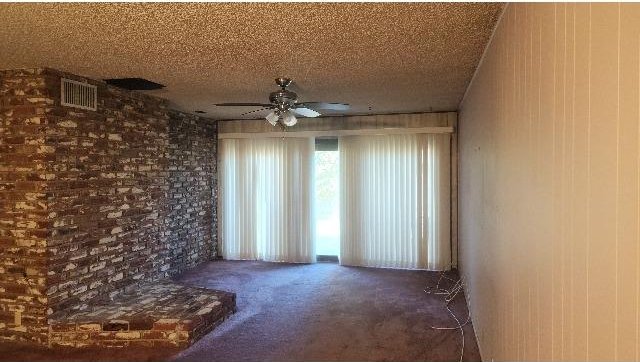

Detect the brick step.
[{"left": 48, "top": 281, "right": 236, "bottom": 348}]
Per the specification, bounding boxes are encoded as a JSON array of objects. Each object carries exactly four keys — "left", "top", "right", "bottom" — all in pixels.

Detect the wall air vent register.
[{"left": 61, "top": 78, "right": 97, "bottom": 111}]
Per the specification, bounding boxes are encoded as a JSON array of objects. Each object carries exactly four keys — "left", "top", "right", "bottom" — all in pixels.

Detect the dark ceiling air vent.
[{"left": 104, "top": 78, "right": 165, "bottom": 91}]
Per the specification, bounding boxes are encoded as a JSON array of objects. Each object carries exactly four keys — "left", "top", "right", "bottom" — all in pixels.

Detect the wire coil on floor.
[{"left": 424, "top": 270, "right": 471, "bottom": 362}]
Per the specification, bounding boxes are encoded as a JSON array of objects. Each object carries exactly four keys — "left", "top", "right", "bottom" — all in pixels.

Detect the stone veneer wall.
[
  {"left": 165, "top": 111, "right": 217, "bottom": 280},
  {"left": 0, "top": 68, "right": 218, "bottom": 344},
  {"left": 0, "top": 69, "right": 52, "bottom": 344}
]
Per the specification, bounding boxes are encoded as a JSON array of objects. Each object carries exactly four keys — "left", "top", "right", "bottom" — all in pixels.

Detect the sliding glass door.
[{"left": 219, "top": 131, "right": 451, "bottom": 270}]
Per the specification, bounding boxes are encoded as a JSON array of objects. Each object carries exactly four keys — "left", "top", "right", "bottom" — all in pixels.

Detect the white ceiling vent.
[{"left": 61, "top": 78, "right": 97, "bottom": 111}]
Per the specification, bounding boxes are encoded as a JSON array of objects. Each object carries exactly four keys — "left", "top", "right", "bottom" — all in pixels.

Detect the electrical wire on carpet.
[{"left": 424, "top": 269, "right": 471, "bottom": 362}]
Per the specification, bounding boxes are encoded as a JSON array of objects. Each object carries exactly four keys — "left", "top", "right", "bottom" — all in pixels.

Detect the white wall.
[{"left": 459, "top": 3, "right": 640, "bottom": 361}]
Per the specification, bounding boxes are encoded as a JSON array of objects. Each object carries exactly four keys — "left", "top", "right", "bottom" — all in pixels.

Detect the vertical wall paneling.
[{"left": 459, "top": 3, "right": 640, "bottom": 361}]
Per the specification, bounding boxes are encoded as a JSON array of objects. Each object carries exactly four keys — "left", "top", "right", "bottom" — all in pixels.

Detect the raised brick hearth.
[{"left": 48, "top": 281, "right": 236, "bottom": 348}]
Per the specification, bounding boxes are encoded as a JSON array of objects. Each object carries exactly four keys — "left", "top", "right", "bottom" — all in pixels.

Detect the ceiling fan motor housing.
[
  {"left": 214, "top": 76, "right": 349, "bottom": 125},
  {"left": 269, "top": 89, "right": 298, "bottom": 110}
]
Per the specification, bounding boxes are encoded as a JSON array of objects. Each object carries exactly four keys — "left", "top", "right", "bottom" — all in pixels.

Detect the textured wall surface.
[
  {"left": 459, "top": 3, "right": 640, "bottom": 361},
  {"left": 0, "top": 68, "right": 218, "bottom": 344},
  {"left": 165, "top": 111, "right": 217, "bottom": 278},
  {"left": 0, "top": 69, "right": 52, "bottom": 344}
]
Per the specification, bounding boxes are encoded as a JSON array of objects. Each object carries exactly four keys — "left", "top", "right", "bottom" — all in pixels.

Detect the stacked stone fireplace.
[{"left": 0, "top": 68, "right": 234, "bottom": 348}]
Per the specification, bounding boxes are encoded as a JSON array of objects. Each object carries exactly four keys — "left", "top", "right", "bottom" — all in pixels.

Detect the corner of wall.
[{"left": 1, "top": 67, "right": 220, "bottom": 344}]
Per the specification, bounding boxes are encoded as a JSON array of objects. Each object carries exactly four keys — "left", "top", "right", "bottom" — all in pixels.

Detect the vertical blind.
[
  {"left": 339, "top": 133, "right": 451, "bottom": 270},
  {"left": 219, "top": 132, "right": 451, "bottom": 270},
  {"left": 219, "top": 137, "right": 315, "bottom": 263}
]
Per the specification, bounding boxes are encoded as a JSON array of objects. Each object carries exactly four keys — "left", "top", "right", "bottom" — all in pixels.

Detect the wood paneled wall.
[{"left": 459, "top": 3, "right": 640, "bottom": 361}]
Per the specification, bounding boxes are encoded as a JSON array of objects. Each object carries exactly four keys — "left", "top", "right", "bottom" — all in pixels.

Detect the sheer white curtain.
[
  {"left": 339, "top": 133, "right": 451, "bottom": 270},
  {"left": 219, "top": 137, "right": 315, "bottom": 263}
]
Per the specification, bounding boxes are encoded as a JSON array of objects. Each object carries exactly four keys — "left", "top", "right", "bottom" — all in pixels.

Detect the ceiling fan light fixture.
[
  {"left": 216, "top": 77, "right": 350, "bottom": 127},
  {"left": 265, "top": 110, "right": 279, "bottom": 126},
  {"left": 282, "top": 111, "right": 297, "bottom": 126}
]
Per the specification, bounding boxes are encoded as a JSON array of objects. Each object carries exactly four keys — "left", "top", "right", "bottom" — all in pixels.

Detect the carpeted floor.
[
  {"left": 172, "top": 260, "right": 480, "bottom": 362},
  {"left": 0, "top": 260, "right": 480, "bottom": 361}
]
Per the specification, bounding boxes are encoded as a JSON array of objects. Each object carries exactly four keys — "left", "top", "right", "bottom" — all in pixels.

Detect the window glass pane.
[{"left": 314, "top": 149, "right": 340, "bottom": 256}]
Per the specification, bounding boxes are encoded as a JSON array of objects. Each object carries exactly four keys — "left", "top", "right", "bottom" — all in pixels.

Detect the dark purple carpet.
[
  {"left": 0, "top": 260, "right": 480, "bottom": 362},
  {"left": 172, "top": 260, "right": 481, "bottom": 362}
]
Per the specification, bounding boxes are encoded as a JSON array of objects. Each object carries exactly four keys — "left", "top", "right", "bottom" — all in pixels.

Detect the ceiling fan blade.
[
  {"left": 215, "top": 102, "right": 273, "bottom": 107},
  {"left": 297, "top": 102, "right": 350, "bottom": 111},
  {"left": 240, "top": 107, "right": 273, "bottom": 117},
  {"left": 291, "top": 107, "right": 321, "bottom": 118}
]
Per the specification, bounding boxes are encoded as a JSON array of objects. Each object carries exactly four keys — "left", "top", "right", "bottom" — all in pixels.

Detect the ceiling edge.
[{"left": 457, "top": 3, "right": 510, "bottom": 111}]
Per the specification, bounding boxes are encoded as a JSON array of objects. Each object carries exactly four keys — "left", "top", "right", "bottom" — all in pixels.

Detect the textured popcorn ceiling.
[{"left": 0, "top": 3, "right": 503, "bottom": 119}]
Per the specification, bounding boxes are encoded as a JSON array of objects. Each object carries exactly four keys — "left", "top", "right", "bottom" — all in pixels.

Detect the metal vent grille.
[{"left": 61, "top": 78, "right": 97, "bottom": 111}]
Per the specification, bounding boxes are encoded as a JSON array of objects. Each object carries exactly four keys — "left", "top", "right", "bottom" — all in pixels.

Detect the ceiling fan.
[{"left": 215, "top": 77, "right": 350, "bottom": 127}]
